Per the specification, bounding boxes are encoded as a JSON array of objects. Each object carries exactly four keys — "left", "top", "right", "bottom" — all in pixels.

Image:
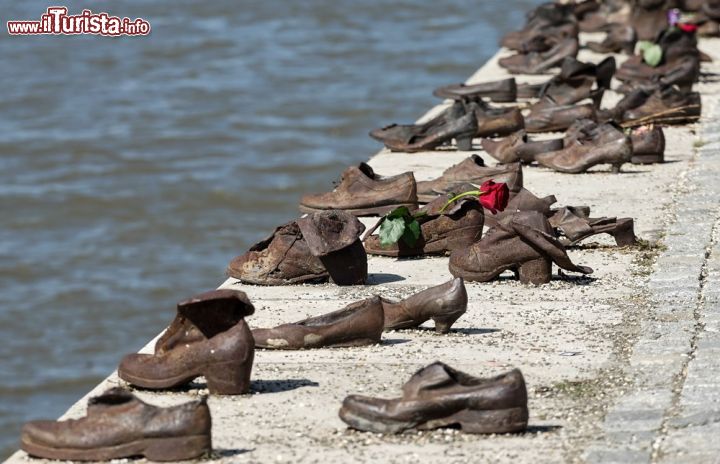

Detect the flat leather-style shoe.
[
  {"left": 482, "top": 130, "right": 563, "bottom": 164},
  {"left": 586, "top": 23, "right": 636, "bottom": 54},
  {"left": 622, "top": 87, "right": 701, "bottom": 127},
  {"left": 433, "top": 78, "right": 517, "bottom": 103},
  {"left": 524, "top": 101, "right": 596, "bottom": 134},
  {"left": 529, "top": 57, "right": 616, "bottom": 110},
  {"left": 251, "top": 296, "right": 384, "bottom": 349},
  {"left": 630, "top": 125, "right": 665, "bottom": 164},
  {"left": 382, "top": 278, "right": 468, "bottom": 333},
  {"left": 340, "top": 362, "right": 528, "bottom": 434},
  {"left": 21, "top": 388, "right": 211, "bottom": 462},
  {"left": 416, "top": 155, "right": 522, "bottom": 203},
  {"left": 535, "top": 122, "right": 631, "bottom": 173},
  {"left": 363, "top": 195, "right": 483, "bottom": 258},
  {"left": 499, "top": 38, "right": 579, "bottom": 75},
  {"left": 300, "top": 163, "right": 417, "bottom": 216},
  {"left": 448, "top": 211, "right": 592, "bottom": 285},
  {"left": 550, "top": 206, "right": 637, "bottom": 247},
  {"left": 119, "top": 289, "right": 255, "bottom": 395}
]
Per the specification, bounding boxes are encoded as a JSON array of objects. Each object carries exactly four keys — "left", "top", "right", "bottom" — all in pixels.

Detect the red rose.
[
  {"left": 678, "top": 23, "right": 698, "bottom": 33},
  {"left": 478, "top": 180, "right": 509, "bottom": 214}
]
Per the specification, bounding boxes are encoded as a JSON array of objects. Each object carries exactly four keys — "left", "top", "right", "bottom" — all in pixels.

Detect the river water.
[{"left": 0, "top": 0, "right": 538, "bottom": 457}]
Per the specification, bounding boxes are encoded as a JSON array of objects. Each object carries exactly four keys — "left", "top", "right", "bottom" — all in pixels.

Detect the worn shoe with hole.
[
  {"left": 119, "top": 289, "right": 255, "bottom": 395},
  {"left": 300, "top": 163, "right": 417, "bottom": 216},
  {"left": 448, "top": 211, "right": 592, "bottom": 285},
  {"left": 363, "top": 195, "right": 484, "bottom": 258},
  {"left": 382, "top": 278, "right": 468, "bottom": 333},
  {"left": 416, "top": 155, "right": 522, "bottom": 203},
  {"left": 339, "top": 362, "right": 528, "bottom": 434},
  {"left": 21, "top": 388, "right": 211, "bottom": 462},
  {"left": 252, "top": 296, "right": 384, "bottom": 349}
]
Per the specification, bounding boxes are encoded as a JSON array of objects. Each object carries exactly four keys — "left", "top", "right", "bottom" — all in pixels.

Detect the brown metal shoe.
[
  {"left": 524, "top": 101, "right": 596, "bottom": 134},
  {"left": 586, "top": 23, "right": 636, "bottom": 54},
  {"left": 370, "top": 102, "right": 479, "bottom": 152},
  {"left": 615, "top": 55, "right": 700, "bottom": 93},
  {"left": 622, "top": 86, "right": 702, "bottom": 127},
  {"left": 119, "top": 290, "right": 255, "bottom": 395},
  {"left": 416, "top": 155, "right": 523, "bottom": 203},
  {"left": 535, "top": 56, "right": 616, "bottom": 109},
  {"left": 549, "top": 206, "right": 637, "bottom": 247},
  {"left": 630, "top": 125, "right": 665, "bottom": 164},
  {"left": 535, "top": 122, "right": 632, "bottom": 173},
  {"left": 498, "top": 38, "right": 579, "bottom": 75},
  {"left": 251, "top": 296, "right": 384, "bottom": 349},
  {"left": 448, "top": 211, "right": 592, "bottom": 285},
  {"left": 631, "top": 0, "right": 678, "bottom": 41},
  {"left": 481, "top": 130, "right": 564, "bottom": 164},
  {"left": 501, "top": 3, "right": 576, "bottom": 49},
  {"left": 363, "top": 195, "right": 484, "bottom": 258},
  {"left": 21, "top": 388, "right": 211, "bottom": 462},
  {"left": 300, "top": 163, "right": 417, "bottom": 216},
  {"left": 339, "top": 362, "right": 528, "bottom": 434},
  {"left": 382, "top": 278, "right": 468, "bottom": 333},
  {"left": 227, "top": 221, "right": 328, "bottom": 285},
  {"left": 469, "top": 100, "right": 525, "bottom": 138},
  {"left": 433, "top": 78, "right": 517, "bottom": 103}
]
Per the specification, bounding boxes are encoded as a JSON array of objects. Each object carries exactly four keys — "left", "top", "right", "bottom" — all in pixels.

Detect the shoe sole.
[
  {"left": 340, "top": 406, "right": 528, "bottom": 434},
  {"left": 22, "top": 434, "right": 210, "bottom": 462},
  {"left": 631, "top": 153, "right": 663, "bottom": 164},
  {"left": 299, "top": 203, "right": 417, "bottom": 217},
  {"left": 256, "top": 337, "right": 380, "bottom": 350}
]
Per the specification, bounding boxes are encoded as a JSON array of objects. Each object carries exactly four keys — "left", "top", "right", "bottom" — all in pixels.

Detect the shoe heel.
[
  {"left": 204, "top": 357, "right": 253, "bottom": 395},
  {"left": 518, "top": 258, "right": 551, "bottom": 285},
  {"left": 432, "top": 311, "right": 465, "bottom": 334},
  {"left": 143, "top": 435, "right": 211, "bottom": 461},
  {"left": 611, "top": 162, "right": 623, "bottom": 174},
  {"left": 613, "top": 220, "right": 637, "bottom": 247},
  {"left": 456, "top": 134, "right": 474, "bottom": 151},
  {"left": 451, "top": 407, "right": 528, "bottom": 434}
]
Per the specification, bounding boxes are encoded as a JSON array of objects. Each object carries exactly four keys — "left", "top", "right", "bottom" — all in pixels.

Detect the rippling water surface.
[{"left": 0, "top": 0, "right": 539, "bottom": 457}]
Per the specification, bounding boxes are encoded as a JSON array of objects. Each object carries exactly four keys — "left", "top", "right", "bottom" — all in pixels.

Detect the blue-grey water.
[{"left": 0, "top": 0, "right": 539, "bottom": 458}]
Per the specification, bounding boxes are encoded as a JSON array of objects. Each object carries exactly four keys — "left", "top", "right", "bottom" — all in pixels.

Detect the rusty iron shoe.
[
  {"left": 481, "top": 130, "right": 564, "bottom": 164},
  {"left": 416, "top": 155, "right": 523, "bottom": 203},
  {"left": 339, "top": 362, "right": 528, "bottom": 434},
  {"left": 382, "top": 278, "right": 468, "bottom": 333},
  {"left": 21, "top": 388, "right": 211, "bottom": 462},
  {"left": 300, "top": 163, "right": 417, "bottom": 216},
  {"left": 433, "top": 78, "right": 517, "bottom": 103},
  {"left": 524, "top": 100, "right": 596, "bottom": 134},
  {"left": 549, "top": 206, "right": 637, "bottom": 247},
  {"left": 630, "top": 125, "right": 665, "bottom": 164},
  {"left": 370, "top": 101, "right": 479, "bottom": 152},
  {"left": 621, "top": 86, "right": 702, "bottom": 127},
  {"left": 535, "top": 122, "right": 632, "bottom": 173},
  {"left": 251, "top": 296, "right": 384, "bottom": 349},
  {"left": 448, "top": 211, "right": 592, "bottom": 285},
  {"left": 363, "top": 195, "right": 484, "bottom": 258},
  {"left": 119, "top": 289, "right": 255, "bottom": 395},
  {"left": 586, "top": 23, "right": 636, "bottom": 54},
  {"left": 498, "top": 38, "right": 579, "bottom": 75}
]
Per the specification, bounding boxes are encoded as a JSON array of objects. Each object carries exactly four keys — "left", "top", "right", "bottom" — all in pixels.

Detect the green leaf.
[
  {"left": 401, "top": 219, "right": 421, "bottom": 246},
  {"left": 636, "top": 40, "right": 653, "bottom": 53},
  {"left": 642, "top": 44, "right": 663, "bottom": 67},
  {"left": 379, "top": 217, "right": 406, "bottom": 247},
  {"left": 386, "top": 206, "right": 411, "bottom": 220}
]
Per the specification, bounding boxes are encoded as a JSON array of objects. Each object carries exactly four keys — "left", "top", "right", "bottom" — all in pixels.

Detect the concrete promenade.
[{"left": 6, "top": 33, "right": 720, "bottom": 463}]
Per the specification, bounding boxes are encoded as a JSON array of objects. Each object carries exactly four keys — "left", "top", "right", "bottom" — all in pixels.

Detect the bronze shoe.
[
  {"left": 631, "top": 0, "right": 679, "bottom": 41},
  {"left": 484, "top": 188, "right": 558, "bottom": 228},
  {"left": 529, "top": 57, "right": 616, "bottom": 110},
  {"left": 300, "top": 163, "right": 417, "bottom": 216},
  {"left": 370, "top": 102, "right": 479, "bottom": 152},
  {"left": 363, "top": 195, "right": 484, "bottom": 258},
  {"left": 251, "top": 296, "right": 384, "bottom": 349},
  {"left": 21, "top": 388, "right": 211, "bottom": 462},
  {"left": 622, "top": 86, "right": 702, "bottom": 127},
  {"left": 535, "top": 122, "right": 631, "bottom": 173},
  {"left": 119, "top": 289, "right": 255, "bottom": 395},
  {"left": 630, "top": 125, "right": 665, "bottom": 164},
  {"left": 524, "top": 101, "right": 596, "bottom": 134},
  {"left": 448, "top": 211, "right": 592, "bottom": 285},
  {"left": 433, "top": 78, "right": 517, "bottom": 103},
  {"left": 550, "top": 206, "right": 637, "bottom": 247},
  {"left": 339, "top": 362, "right": 528, "bottom": 434},
  {"left": 498, "top": 38, "right": 579, "bottom": 75},
  {"left": 501, "top": 3, "right": 576, "bottom": 50},
  {"left": 469, "top": 100, "right": 525, "bottom": 138},
  {"left": 586, "top": 23, "right": 636, "bottom": 54},
  {"left": 416, "top": 155, "right": 522, "bottom": 203},
  {"left": 382, "top": 278, "right": 468, "bottom": 333},
  {"left": 481, "top": 130, "right": 564, "bottom": 164}
]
